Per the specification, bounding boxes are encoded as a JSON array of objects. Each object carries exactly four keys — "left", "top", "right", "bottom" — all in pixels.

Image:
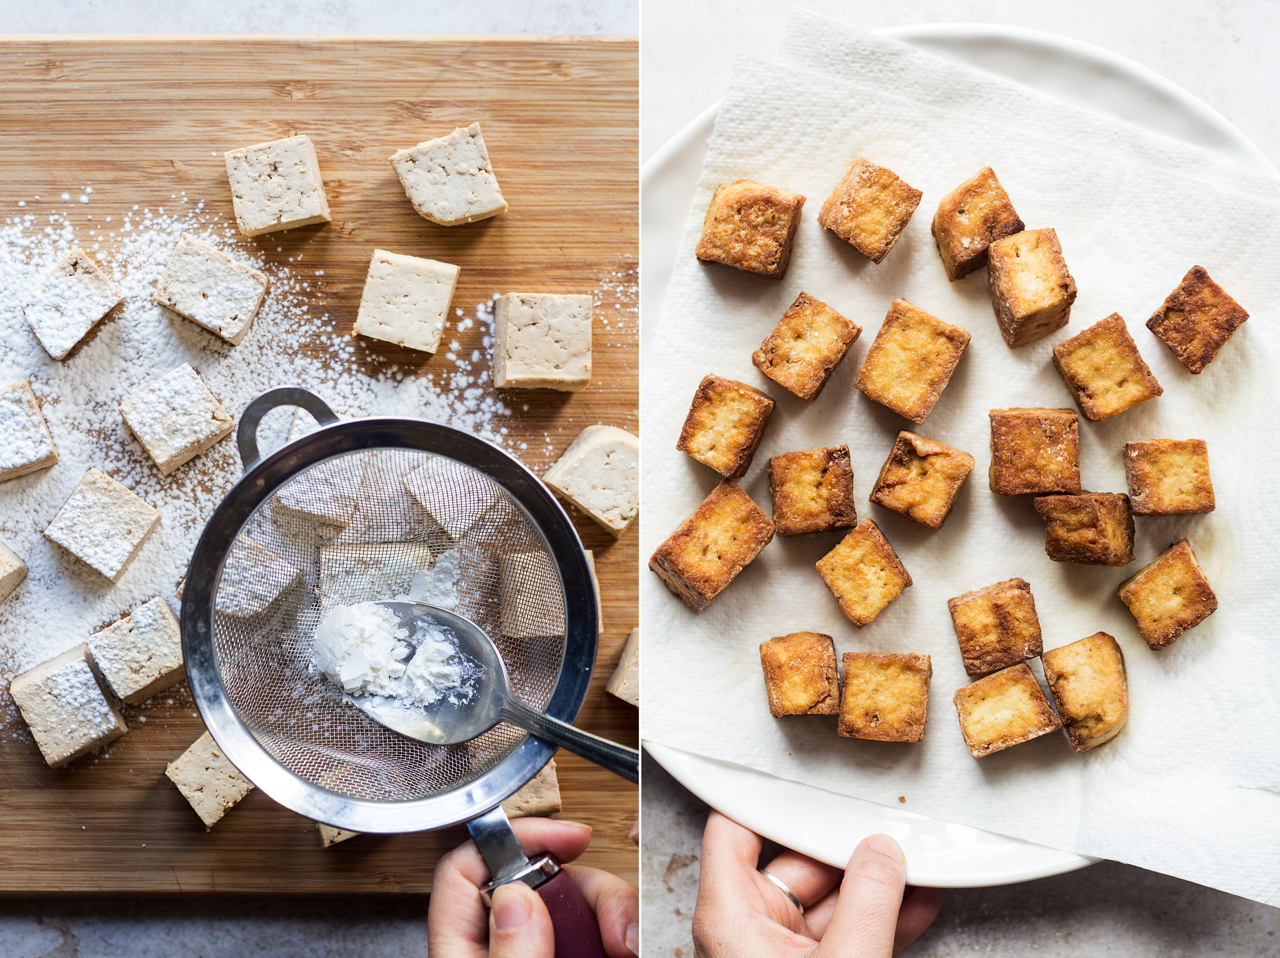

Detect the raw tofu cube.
[
  {"left": 543, "top": 425, "right": 639, "bottom": 538},
  {"left": 988, "top": 408, "right": 1081, "bottom": 496},
  {"left": 818, "top": 157, "right": 922, "bottom": 263},
  {"left": 987, "top": 228, "right": 1076, "bottom": 348},
  {"left": 1041, "top": 632, "right": 1128, "bottom": 752},
  {"left": 759, "top": 631, "right": 839, "bottom": 717},
  {"left": 319, "top": 542, "right": 434, "bottom": 612},
  {"left": 389, "top": 122, "right": 508, "bottom": 226},
  {"left": 87, "top": 596, "right": 184, "bottom": 705},
  {"left": 402, "top": 456, "right": 501, "bottom": 539},
  {"left": 1124, "top": 439, "right": 1214, "bottom": 515},
  {"left": 152, "top": 233, "right": 269, "bottom": 345},
  {"left": 1052, "top": 313, "right": 1162, "bottom": 421},
  {"left": 224, "top": 134, "right": 331, "bottom": 237},
  {"left": 166, "top": 731, "right": 255, "bottom": 829},
  {"left": 1117, "top": 539, "right": 1217, "bottom": 649},
  {"left": 947, "top": 578, "right": 1043, "bottom": 677},
  {"left": 499, "top": 552, "right": 566, "bottom": 638},
  {"left": 217, "top": 537, "right": 303, "bottom": 618},
  {"left": 0, "top": 379, "right": 58, "bottom": 481},
  {"left": 0, "top": 539, "right": 27, "bottom": 605},
  {"left": 838, "top": 653, "right": 931, "bottom": 742},
  {"left": 9, "top": 643, "right": 128, "bottom": 767},
  {"left": 953, "top": 663, "right": 1062, "bottom": 758},
  {"left": 1147, "top": 266, "right": 1248, "bottom": 373},
  {"left": 606, "top": 627, "right": 639, "bottom": 707},
  {"left": 767, "top": 445, "right": 858, "bottom": 537},
  {"left": 1034, "top": 492, "right": 1134, "bottom": 567},
  {"left": 676, "top": 374, "right": 775, "bottom": 479},
  {"left": 493, "top": 292, "right": 592, "bottom": 391},
  {"left": 869, "top": 431, "right": 974, "bottom": 530},
  {"left": 272, "top": 452, "right": 367, "bottom": 528},
  {"left": 815, "top": 519, "right": 911, "bottom": 628},
  {"left": 855, "top": 299, "right": 970, "bottom": 425},
  {"left": 751, "top": 292, "right": 861, "bottom": 401},
  {"left": 353, "top": 249, "right": 460, "bottom": 354},
  {"left": 44, "top": 468, "right": 161, "bottom": 582},
  {"left": 932, "top": 166, "right": 1024, "bottom": 281},
  {"left": 695, "top": 179, "right": 805, "bottom": 279},
  {"left": 120, "top": 363, "right": 234, "bottom": 476},
  {"left": 317, "top": 823, "right": 360, "bottom": 848},
  {"left": 648, "top": 479, "right": 774, "bottom": 612},
  {"left": 504, "top": 759, "right": 562, "bottom": 818},
  {"left": 24, "top": 247, "right": 123, "bottom": 359}
]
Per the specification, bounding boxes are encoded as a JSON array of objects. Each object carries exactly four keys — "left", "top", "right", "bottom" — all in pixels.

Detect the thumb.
[
  {"left": 489, "top": 881, "right": 555, "bottom": 958},
  {"left": 815, "top": 834, "right": 908, "bottom": 958}
]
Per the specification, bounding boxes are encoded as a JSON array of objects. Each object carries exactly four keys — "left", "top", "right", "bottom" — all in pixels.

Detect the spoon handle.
[{"left": 501, "top": 700, "right": 639, "bottom": 783}]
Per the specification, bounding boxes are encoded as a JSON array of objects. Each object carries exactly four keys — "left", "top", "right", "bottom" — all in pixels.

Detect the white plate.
[{"left": 640, "top": 23, "right": 1274, "bottom": 887}]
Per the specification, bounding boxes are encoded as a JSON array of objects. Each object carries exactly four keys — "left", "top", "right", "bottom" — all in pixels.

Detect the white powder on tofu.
[
  {"left": 43, "top": 657, "right": 119, "bottom": 741},
  {"left": 119, "top": 362, "right": 232, "bottom": 473},
  {"left": 0, "top": 381, "right": 56, "bottom": 477},
  {"left": 24, "top": 248, "right": 123, "bottom": 360}
]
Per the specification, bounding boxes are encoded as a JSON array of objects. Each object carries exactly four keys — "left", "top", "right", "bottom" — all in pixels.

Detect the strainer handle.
[
  {"left": 237, "top": 387, "right": 341, "bottom": 470},
  {"left": 501, "top": 700, "right": 640, "bottom": 783}
]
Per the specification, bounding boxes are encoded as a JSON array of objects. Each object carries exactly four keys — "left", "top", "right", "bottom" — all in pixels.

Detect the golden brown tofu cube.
[
  {"left": 869, "top": 431, "right": 974, "bottom": 530},
  {"left": 1041, "top": 632, "right": 1128, "bottom": 752},
  {"left": 1117, "top": 539, "right": 1217, "bottom": 649},
  {"left": 767, "top": 445, "right": 858, "bottom": 536},
  {"left": 838, "top": 653, "right": 931, "bottom": 742},
  {"left": 817, "top": 157, "right": 923, "bottom": 264},
  {"left": 649, "top": 479, "right": 774, "bottom": 612},
  {"left": 987, "top": 228, "right": 1077, "bottom": 348},
  {"left": 695, "top": 180, "right": 806, "bottom": 280},
  {"left": 931, "top": 167, "right": 1024, "bottom": 281},
  {"left": 1052, "top": 313, "right": 1162, "bottom": 421},
  {"left": 1124, "top": 439, "right": 1214, "bottom": 516},
  {"left": 988, "top": 408, "right": 1080, "bottom": 496},
  {"left": 947, "top": 578, "right": 1043, "bottom": 677},
  {"left": 815, "top": 519, "right": 912, "bottom": 628},
  {"left": 952, "top": 663, "right": 1062, "bottom": 758},
  {"left": 1146, "top": 266, "right": 1248, "bottom": 374},
  {"left": 752, "top": 292, "right": 861, "bottom": 401},
  {"left": 855, "top": 299, "right": 970, "bottom": 424},
  {"left": 676, "top": 374, "right": 776, "bottom": 479},
  {"left": 1033, "top": 492, "right": 1135, "bottom": 567},
  {"left": 760, "top": 632, "right": 840, "bottom": 717}
]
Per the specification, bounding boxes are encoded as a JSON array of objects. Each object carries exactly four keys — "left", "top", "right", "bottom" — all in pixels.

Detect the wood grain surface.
[{"left": 0, "top": 37, "right": 637, "bottom": 893}]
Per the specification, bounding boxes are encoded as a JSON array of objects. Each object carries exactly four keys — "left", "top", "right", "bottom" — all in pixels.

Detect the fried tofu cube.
[
  {"left": 1052, "top": 314, "right": 1162, "bottom": 421},
  {"left": 649, "top": 479, "right": 774, "bottom": 612},
  {"left": 1147, "top": 266, "right": 1248, "bottom": 374},
  {"left": 952, "top": 663, "right": 1062, "bottom": 758},
  {"left": 988, "top": 408, "right": 1081, "bottom": 496},
  {"left": 759, "top": 632, "right": 840, "bottom": 717},
  {"left": 695, "top": 180, "right": 806, "bottom": 280},
  {"left": 870, "top": 431, "right": 974, "bottom": 530},
  {"left": 1117, "top": 539, "right": 1217, "bottom": 649},
  {"left": 838, "top": 653, "right": 931, "bottom": 742},
  {"left": 676, "top": 374, "right": 775, "bottom": 479},
  {"left": 1033, "top": 492, "right": 1135, "bottom": 567},
  {"left": 854, "top": 299, "right": 970, "bottom": 424},
  {"left": 987, "top": 228, "right": 1077, "bottom": 348},
  {"left": 817, "top": 157, "right": 922, "bottom": 263},
  {"left": 931, "top": 167, "right": 1024, "bottom": 281},
  {"left": 815, "top": 519, "right": 911, "bottom": 627},
  {"left": 752, "top": 292, "right": 861, "bottom": 401},
  {"left": 767, "top": 445, "right": 858, "bottom": 537},
  {"left": 947, "top": 578, "right": 1043, "bottom": 677},
  {"left": 1041, "top": 632, "right": 1128, "bottom": 752},
  {"left": 1124, "top": 439, "right": 1214, "bottom": 515}
]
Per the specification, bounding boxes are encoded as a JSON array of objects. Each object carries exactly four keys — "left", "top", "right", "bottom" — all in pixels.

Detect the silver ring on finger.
[{"left": 759, "top": 868, "right": 805, "bottom": 915}]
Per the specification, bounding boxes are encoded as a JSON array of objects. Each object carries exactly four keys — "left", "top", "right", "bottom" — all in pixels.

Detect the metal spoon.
[{"left": 349, "top": 601, "right": 639, "bottom": 783}]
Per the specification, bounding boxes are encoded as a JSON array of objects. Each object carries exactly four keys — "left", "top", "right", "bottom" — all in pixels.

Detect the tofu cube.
[
  {"left": 1041, "top": 632, "right": 1128, "bottom": 752},
  {"left": 0, "top": 539, "right": 27, "bottom": 605},
  {"left": 838, "top": 652, "right": 931, "bottom": 742},
  {"left": 752, "top": 292, "right": 861, "bottom": 401},
  {"left": 854, "top": 299, "right": 970, "bottom": 425},
  {"left": 988, "top": 408, "right": 1081, "bottom": 496},
  {"left": 815, "top": 519, "right": 912, "bottom": 628},
  {"left": 947, "top": 578, "right": 1043, "bottom": 677},
  {"left": 152, "top": 233, "right": 270, "bottom": 345},
  {"left": 953, "top": 663, "right": 1062, "bottom": 758},
  {"left": 759, "top": 631, "right": 840, "bottom": 717},
  {"left": 931, "top": 167, "right": 1024, "bottom": 281},
  {"left": 217, "top": 537, "right": 303, "bottom": 618},
  {"left": 0, "top": 379, "right": 58, "bottom": 482},
  {"left": 767, "top": 445, "right": 858, "bottom": 537},
  {"left": 987, "top": 228, "right": 1077, "bottom": 348},
  {"left": 499, "top": 552, "right": 566, "bottom": 637},
  {"left": 318, "top": 541, "right": 434, "bottom": 612},
  {"left": 503, "top": 759, "right": 562, "bottom": 818},
  {"left": 1034, "top": 492, "right": 1135, "bottom": 567},
  {"left": 44, "top": 468, "right": 161, "bottom": 582},
  {"left": 695, "top": 180, "right": 806, "bottom": 280},
  {"left": 353, "top": 249, "right": 460, "bottom": 354},
  {"left": 1146, "top": 266, "right": 1248, "bottom": 373},
  {"left": 272, "top": 452, "right": 367, "bottom": 528},
  {"left": 224, "top": 134, "right": 331, "bottom": 237},
  {"left": 403, "top": 456, "right": 501, "bottom": 539},
  {"left": 493, "top": 292, "right": 592, "bottom": 391},
  {"left": 818, "top": 157, "right": 922, "bottom": 263},
  {"left": 648, "top": 479, "right": 774, "bottom": 612},
  {"left": 166, "top": 731, "right": 255, "bottom": 829},
  {"left": 389, "top": 122, "right": 508, "bottom": 226},
  {"left": 120, "top": 363, "right": 234, "bottom": 476},
  {"left": 606, "top": 627, "right": 639, "bottom": 707},
  {"left": 869, "top": 431, "right": 974, "bottom": 530},
  {"left": 87, "top": 596, "right": 184, "bottom": 705},
  {"left": 24, "top": 247, "right": 123, "bottom": 360},
  {"left": 543, "top": 424, "right": 639, "bottom": 538},
  {"left": 1052, "top": 313, "right": 1162, "bottom": 421},
  {"left": 1117, "top": 539, "right": 1217, "bottom": 649},
  {"left": 1124, "top": 439, "right": 1214, "bottom": 515},
  {"left": 317, "top": 824, "right": 360, "bottom": 848},
  {"left": 9, "top": 643, "right": 129, "bottom": 767},
  {"left": 676, "top": 374, "right": 775, "bottom": 479}
]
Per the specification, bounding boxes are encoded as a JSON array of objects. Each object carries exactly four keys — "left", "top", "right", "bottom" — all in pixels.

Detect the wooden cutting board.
[{"left": 0, "top": 37, "right": 637, "bottom": 893}]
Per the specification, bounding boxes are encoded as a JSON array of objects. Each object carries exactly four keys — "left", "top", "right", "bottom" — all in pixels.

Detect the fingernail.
[
  {"left": 866, "top": 833, "right": 906, "bottom": 866},
  {"left": 625, "top": 921, "right": 640, "bottom": 955},
  {"left": 628, "top": 819, "right": 640, "bottom": 844},
  {"left": 491, "top": 883, "right": 533, "bottom": 931},
  {"left": 561, "top": 819, "right": 594, "bottom": 835}
]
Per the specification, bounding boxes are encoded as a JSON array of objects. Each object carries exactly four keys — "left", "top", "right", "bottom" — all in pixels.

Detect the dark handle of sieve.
[
  {"left": 501, "top": 699, "right": 640, "bottom": 783},
  {"left": 536, "top": 868, "right": 609, "bottom": 958},
  {"left": 237, "top": 386, "right": 341, "bottom": 470}
]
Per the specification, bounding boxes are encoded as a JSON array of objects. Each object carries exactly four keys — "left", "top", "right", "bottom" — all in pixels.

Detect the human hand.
[
  {"left": 692, "top": 811, "right": 943, "bottom": 957},
  {"left": 427, "top": 817, "right": 639, "bottom": 958}
]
